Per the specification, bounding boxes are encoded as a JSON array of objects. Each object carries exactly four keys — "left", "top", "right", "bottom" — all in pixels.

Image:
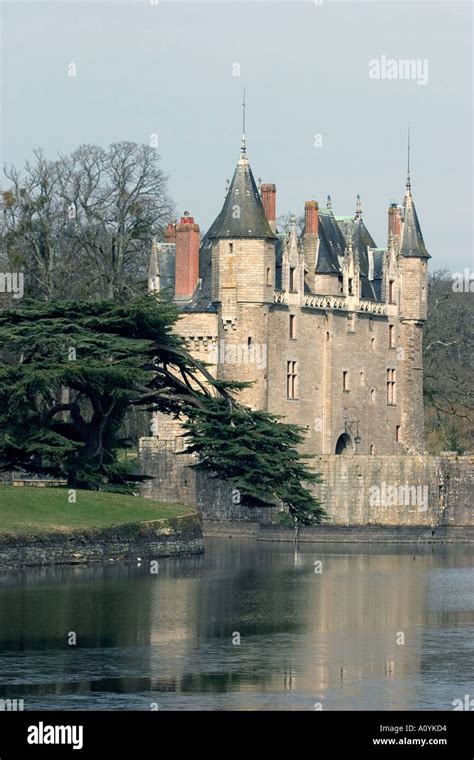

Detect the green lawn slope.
[{"left": 0, "top": 486, "right": 190, "bottom": 537}]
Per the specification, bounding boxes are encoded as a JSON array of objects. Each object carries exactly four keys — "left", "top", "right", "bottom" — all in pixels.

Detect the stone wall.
[
  {"left": 440, "top": 454, "right": 474, "bottom": 527},
  {"left": 311, "top": 454, "right": 441, "bottom": 526},
  {"left": 139, "top": 438, "right": 281, "bottom": 523},
  {"left": 309, "top": 454, "right": 473, "bottom": 526},
  {"left": 139, "top": 437, "right": 473, "bottom": 530},
  {"left": 0, "top": 513, "right": 203, "bottom": 568},
  {"left": 308, "top": 453, "right": 473, "bottom": 528}
]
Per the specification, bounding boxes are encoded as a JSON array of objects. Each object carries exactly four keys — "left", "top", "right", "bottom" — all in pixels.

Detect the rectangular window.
[
  {"left": 343, "top": 370, "right": 349, "bottom": 391},
  {"left": 348, "top": 278, "right": 354, "bottom": 296},
  {"left": 289, "top": 267, "right": 296, "bottom": 291},
  {"left": 387, "top": 368, "right": 396, "bottom": 405},
  {"left": 287, "top": 361, "right": 298, "bottom": 399},
  {"left": 389, "top": 279, "right": 395, "bottom": 304},
  {"left": 289, "top": 314, "right": 296, "bottom": 339},
  {"left": 229, "top": 243, "right": 233, "bottom": 254},
  {"left": 266, "top": 266, "right": 271, "bottom": 286},
  {"left": 389, "top": 324, "right": 395, "bottom": 348},
  {"left": 396, "top": 425, "right": 401, "bottom": 442}
]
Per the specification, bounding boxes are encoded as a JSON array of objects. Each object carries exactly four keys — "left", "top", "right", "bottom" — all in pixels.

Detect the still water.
[{"left": 0, "top": 538, "right": 473, "bottom": 711}]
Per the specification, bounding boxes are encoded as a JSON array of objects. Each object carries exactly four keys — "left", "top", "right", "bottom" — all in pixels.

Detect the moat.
[{"left": 0, "top": 538, "right": 473, "bottom": 711}]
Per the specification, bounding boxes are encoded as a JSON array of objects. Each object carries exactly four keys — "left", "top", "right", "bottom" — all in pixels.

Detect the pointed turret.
[
  {"left": 400, "top": 183, "right": 430, "bottom": 259},
  {"left": 208, "top": 153, "right": 276, "bottom": 240},
  {"left": 400, "top": 130, "right": 429, "bottom": 259},
  {"left": 398, "top": 133, "right": 430, "bottom": 452}
]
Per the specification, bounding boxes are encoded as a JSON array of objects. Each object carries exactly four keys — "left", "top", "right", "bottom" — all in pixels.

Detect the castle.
[{"left": 147, "top": 134, "right": 430, "bottom": 457}]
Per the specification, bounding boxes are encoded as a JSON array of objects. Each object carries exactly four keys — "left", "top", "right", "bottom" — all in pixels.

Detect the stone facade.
[
  {"left": 145, "top": 144, "right": 430, "bottom": 459},
  {"left": 136, "top": 143, "right": 456, "bottom": 530}
]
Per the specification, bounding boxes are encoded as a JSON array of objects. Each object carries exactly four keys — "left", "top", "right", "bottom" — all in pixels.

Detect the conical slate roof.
[
  {"left": 400, "top": 188, "right": 430, "bottom": 259},
  {"left": 208, "top": 156, "right": 276, "bottom": 240}
]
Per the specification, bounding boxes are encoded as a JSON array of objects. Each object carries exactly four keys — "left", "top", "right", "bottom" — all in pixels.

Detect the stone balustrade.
[{"left": 273, "top": 290, "right": 387, "bottom": 315}]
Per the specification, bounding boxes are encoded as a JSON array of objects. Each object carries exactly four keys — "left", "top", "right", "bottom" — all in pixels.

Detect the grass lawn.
[{"left": 0, "top": 486, "right": 190, "bottom": 537}]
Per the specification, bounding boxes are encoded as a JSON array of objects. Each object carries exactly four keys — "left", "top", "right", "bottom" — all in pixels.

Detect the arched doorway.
[{"left": 335, "top": 433, "right": 353, "bottom": 455}]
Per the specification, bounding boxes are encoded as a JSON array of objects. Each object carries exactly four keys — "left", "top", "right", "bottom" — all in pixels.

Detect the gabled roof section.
[
  {"left": 368, "top": 247, "right": 386, "bottom": 301},
  {"left": 315, "top": 208, "right": 345, "bottom": 273},
  {"left": 208, "top": 156, "right": 276, "bottom": 240},
  {"left": 400, "top": 188, "right": 430, "bottom": 259},
  {"left": 336, "top": 216, "right": 378, "bottom": 300}
]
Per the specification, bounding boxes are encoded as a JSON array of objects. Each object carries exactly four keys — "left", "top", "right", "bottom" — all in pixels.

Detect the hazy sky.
[{"left": 1, "top": 0, "right": 472, "bottom": 271}]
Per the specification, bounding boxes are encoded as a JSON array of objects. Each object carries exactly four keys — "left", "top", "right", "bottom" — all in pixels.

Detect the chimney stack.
[
  {"left": 305, "top": 200, "right": 319, "bottom": 235},
  {"left": 261, "top": 183, "right": 277, "bottom": 232},
  {"left": 175, "top": 211, "right": 200, "bottom": 299},
  {"left": 388, "top": 203, "right": 401, "bottom": 240},
  {"left": 164, "top": 220, "right": 177, "bottom": 242}
]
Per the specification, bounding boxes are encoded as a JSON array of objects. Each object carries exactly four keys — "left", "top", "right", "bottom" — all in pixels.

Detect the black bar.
[{"left": 0, "top": 711, "right": 472, "bottom": 758}]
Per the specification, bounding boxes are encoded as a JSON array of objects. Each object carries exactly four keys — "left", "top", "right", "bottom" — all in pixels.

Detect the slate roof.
[
  {"left": 400, "top": 189, "right": 430, "bottom": 259},
  {"left": 208, "top": 157, "right": 276, "bottom": 240},
  {"left": 275, "top": 236, "right": 284, "bottom": 290},
  {"left": 157, "top": 238, "right": 217, "bottom": 314},
  {"left": 368, "top": 248, "right": 386, "bottom": 301},
  {"left": 314, "top": 208, "right": 345, "bottom": 273},
  {"left": 336, "top": 216, "right": 379, "bottom": 300},
  {"left": 154, "top": 151, "right": 421, "bottom": 309},
  {"left": 156, "top": 244, "right": 175, "bottom": 293},
  {"left": 181, "top": 234, "right": 217, "bottom": 313}
]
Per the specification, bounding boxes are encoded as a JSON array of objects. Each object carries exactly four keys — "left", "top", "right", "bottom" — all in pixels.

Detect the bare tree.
[
  {"left": 2, "top": 142, "right": 174, "bottom": 300},
  {"left": 423, "top": 268, "right": 474, "bottom": 453},
  {"left": 3, "top": 149, "right": 67, "bottom": 300}
]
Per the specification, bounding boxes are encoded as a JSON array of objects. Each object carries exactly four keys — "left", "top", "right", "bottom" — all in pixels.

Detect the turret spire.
[
  {"left": 406, "top": 126, "right": 411, "bottom": 191},
  {"left": 399, "top": 133, "right": 430, "bottom": 260},
  {"left": 240, "top": 87, "right": 247, "bottom": 157}
]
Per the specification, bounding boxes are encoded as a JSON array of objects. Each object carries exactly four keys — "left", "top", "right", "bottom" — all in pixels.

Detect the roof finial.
[
  {"left": 327, "top": 194, "right": 332, "bottom": 210},
  {"left": 240, "top": 87, "right": 247, "bottom": 157},
  {"left": 406, "top": 126, "right": 411, "bottom": 191},
  {"left": 355, "top": 193, "right": 362, "bottom": 219}
]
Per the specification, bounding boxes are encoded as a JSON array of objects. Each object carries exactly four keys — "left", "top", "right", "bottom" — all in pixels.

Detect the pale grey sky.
[{"left": 1, "top": 0, "right": 472, "bottom": 271}]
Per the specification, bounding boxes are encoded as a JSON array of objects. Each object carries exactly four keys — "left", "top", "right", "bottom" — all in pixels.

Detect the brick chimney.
[
  {"left": 261, "top": 183, "right": 276, "bottom": 232},
  {"left": 305, "top": 200, "right": 319, "bottom": 235},
  {"left": 175, "top": 211, "right": 200, "bottom": 299},
  {"left": 388, "top": 203, "right": 401, "bottom": 240},
  {"left": 164, "top": 221, "right": 177, "bottom": 242}
]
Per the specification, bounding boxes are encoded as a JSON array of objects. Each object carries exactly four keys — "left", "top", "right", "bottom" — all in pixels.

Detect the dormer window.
[{"left": 289, "top": 267, "right": 296, "bottom": 291}]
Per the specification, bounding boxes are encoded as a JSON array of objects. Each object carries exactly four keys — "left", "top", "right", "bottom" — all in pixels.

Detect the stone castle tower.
[{"left": 147, "top": 135, "right": 430, "bottom": 456}]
